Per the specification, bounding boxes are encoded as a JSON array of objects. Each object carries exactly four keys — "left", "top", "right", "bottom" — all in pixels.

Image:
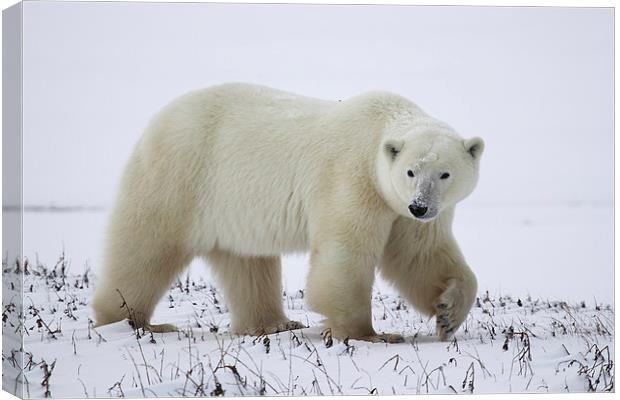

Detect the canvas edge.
[{"left": 2, "top": 2, "right": 24, "bottom": 399}]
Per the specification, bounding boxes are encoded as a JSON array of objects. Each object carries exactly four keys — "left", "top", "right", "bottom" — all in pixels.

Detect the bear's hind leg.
[
  {"left": 207, "top": 249, "right": 305, "bottom": 336},
  {"left": 92, "top": 242, "right": 192, "bottom": 333}
]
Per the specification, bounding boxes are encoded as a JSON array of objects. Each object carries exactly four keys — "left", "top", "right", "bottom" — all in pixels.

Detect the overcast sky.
[{"left": 21, "top": 2, "right": 613, "bottom": 207}]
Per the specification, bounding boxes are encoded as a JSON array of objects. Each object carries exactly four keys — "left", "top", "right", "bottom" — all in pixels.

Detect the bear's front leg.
[
  {"left": 306, "top": 239, "right": 403, "bottom": 344},
  {"left": 379, "top": 215, "right": 477, "bottom": 342}
]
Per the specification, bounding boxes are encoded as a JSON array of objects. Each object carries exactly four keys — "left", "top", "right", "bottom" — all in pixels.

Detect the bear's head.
[{"left": 377, "top": 123, "right": 484, "bottom": 222}]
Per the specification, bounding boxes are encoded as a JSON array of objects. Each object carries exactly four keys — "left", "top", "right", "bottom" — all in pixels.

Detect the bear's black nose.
[{"left": 409, "top": 204, "right": 428, "bottom": 218}]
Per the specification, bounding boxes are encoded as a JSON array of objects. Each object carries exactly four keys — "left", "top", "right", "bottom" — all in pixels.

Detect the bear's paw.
[{"left": 435, "top": 278, "right": 471, "bottom": 341}]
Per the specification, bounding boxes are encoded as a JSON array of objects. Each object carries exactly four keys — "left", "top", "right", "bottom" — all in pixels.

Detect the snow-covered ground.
[
  {"left": 2, "top": 255, "right": 614, "bottom": 397},
  {"left": 0, "top": 204, "right": 614, "bottom": 396}
]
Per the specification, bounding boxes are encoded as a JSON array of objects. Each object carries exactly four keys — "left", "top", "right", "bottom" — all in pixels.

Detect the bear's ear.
[
  {"left": 383, "top": 139, "right": 404, "bottom": 161},
  {"left": 464, "top": 137, "right": 484, "bottom": 160}
]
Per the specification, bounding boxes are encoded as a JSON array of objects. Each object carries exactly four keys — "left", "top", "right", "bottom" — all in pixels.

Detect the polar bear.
[{"left": 91, "top": 83, "right": 483, "bottom": 342}]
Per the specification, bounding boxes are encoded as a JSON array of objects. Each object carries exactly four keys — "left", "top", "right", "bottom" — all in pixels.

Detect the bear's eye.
[
  {"left": 407, "top": 170, "right": 415, "bottom": 178},
  {"left": 440, "top": 172, "right": 450, "bottom": 180}
]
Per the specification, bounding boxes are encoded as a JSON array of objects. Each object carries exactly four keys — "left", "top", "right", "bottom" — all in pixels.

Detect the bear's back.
[
  {"left": 197, "top": 82, "right": 334, "bottom": 122},
  {"left": 133, "top": 83, "right": 423, "bottom": 256}
]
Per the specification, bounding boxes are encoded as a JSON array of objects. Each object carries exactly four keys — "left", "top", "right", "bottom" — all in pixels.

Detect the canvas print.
[{"left": 2, "top": 1, "right": 614, "bottom": 397}]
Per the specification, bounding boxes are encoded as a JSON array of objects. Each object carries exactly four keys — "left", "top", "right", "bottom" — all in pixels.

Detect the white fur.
[{"left": 91, "top": 83, "right": 483, "bottom": 341}]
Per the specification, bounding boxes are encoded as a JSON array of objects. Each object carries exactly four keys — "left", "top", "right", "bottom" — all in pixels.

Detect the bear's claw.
[
  {"left": 356, "top": 333, "right": 405, "bottom": 343},
  {"left": 243, "top": 320, "right": 307, "bottom": 336}
]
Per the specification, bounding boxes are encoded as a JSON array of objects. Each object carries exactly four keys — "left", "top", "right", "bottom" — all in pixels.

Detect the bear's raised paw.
[{"left": 435, "top": 278, "right": 471, "bottom": 341}]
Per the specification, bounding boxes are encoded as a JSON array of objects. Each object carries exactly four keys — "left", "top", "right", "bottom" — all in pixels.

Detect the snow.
[
  {"left": 2, "top": 204, "right": 613, "bottom": 396},
  {"left": 3, "top": 256, "right": 614, "bottom": 397}
]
